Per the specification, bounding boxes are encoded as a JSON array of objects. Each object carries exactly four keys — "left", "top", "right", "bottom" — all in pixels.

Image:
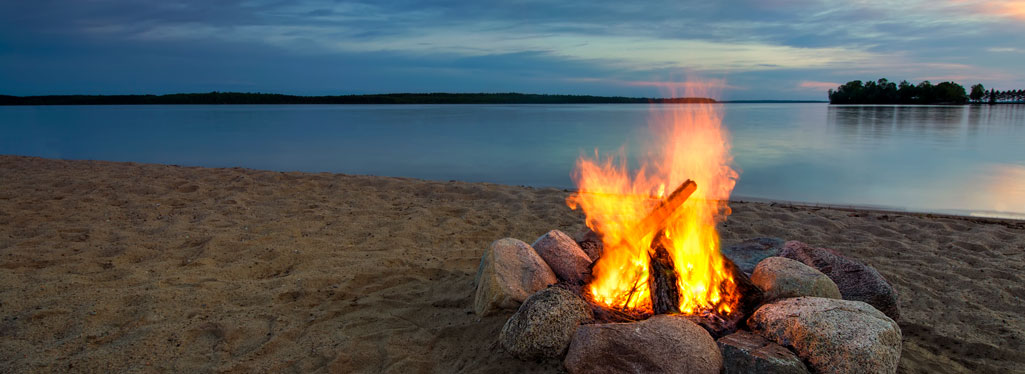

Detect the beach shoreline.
[{"left": 1, "top": 155, "right": 1023, "bottom": 373}]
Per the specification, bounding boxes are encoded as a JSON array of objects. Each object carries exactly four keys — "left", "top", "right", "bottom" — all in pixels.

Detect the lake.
[{"left": 2, "top": 103, "right": 1023, "bottom": 219}]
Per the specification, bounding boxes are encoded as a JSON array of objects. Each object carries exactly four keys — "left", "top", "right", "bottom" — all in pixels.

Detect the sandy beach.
[{"left": 0, "top": 155, "right": 1022, "bottom": 373}]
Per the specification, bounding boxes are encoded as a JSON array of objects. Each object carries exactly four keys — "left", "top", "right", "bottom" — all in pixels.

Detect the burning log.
[
  {"left": 642, "top": 181, "right": 696, "bottom": 315},
  {"left": 648, "top": 231, "right": 680, "bottom": 315},
  {"left": 582, "top": 179, "right": 762, "bottom": 333},
  {"left": 636, "top": 180, "right": 697, "bottom": 239},
  {"left": 725, "top": 256, "right": 765, "bottom": 321},
  {"left": 635, "top": 180, "right": 762, "bottom": 327},
  {"left": 588, "top": 180, "right": 696, "bottom": 313},
  {"left": 591, "top": 180, "right": 696, "bottom": 314},
  {"left": 683, "top": 257, "right": 764, "bottom": 338}
]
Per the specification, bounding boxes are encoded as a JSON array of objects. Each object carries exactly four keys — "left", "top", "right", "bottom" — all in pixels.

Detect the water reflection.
[
  {"left": 818, "top": 105, "right": 1025, "bottom": 218},
  {"left": 829, "top": 105, "right": 968, "bottom": 144},
  {"left": 970, "top": 164, "right": 1025, "bottom": 217},
  {"left": 1, "top": 103, "right": 1023, "bottom": 218}
]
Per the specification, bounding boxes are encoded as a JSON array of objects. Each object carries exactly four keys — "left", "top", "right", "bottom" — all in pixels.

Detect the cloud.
[
  {"left": 988, "top": 47, "right": 1023, "bottom": 53},
  {"left": 98, "top": 16, "right": 891, "bottom": 74},
  {"left": 564, "top": 78, "right": 741, "bottom": 98},
  {"left": 798, "top": 81, "right": 840, "bottom": 90},
  {"left": 916, "top": 71, "right": 1020, "bottom": 83},
  {"left": 0, "top": 0, "right": 1023, "bottom": 99},
  {"left": 949, "top": 0, "right": 1025, "bottom": 21}
]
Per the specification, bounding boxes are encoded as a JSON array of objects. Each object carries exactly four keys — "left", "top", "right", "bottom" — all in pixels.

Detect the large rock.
[
  {"left": 717, "top": 331, "right": 809, "bottom": 374},
  {"left": 564, "top": 314, "right": 722, "bottom": 374},
  {"left": 474, "top": 238, "right": 557, "bottom": 316},
  {"left": 780, "top": 241, "right": 900, "bottom": 320},
  {"left": 720, "top": 237, "right": 786, "bottom": 274},
  {"left": 499, "top": 286, "right": 594, "bottom": 360},
  {"left": 751, "top": 256, "right": 842, "bottom": 301},
  {"left": 748, "top": 297, "right": 902, "bottom": 374},
  {"left": 573, "top": 228, "right": 603, "bottom": 261},
  {"left": 532, "top": 230, "right": 593, "bottom": 285}
]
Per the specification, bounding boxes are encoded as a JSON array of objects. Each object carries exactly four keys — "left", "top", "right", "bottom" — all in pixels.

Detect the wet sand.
[{"left": 1, "top": 155, "right": 1023, "bottom": 373}]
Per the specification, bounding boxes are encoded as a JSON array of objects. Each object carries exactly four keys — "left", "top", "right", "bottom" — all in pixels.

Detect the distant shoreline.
[
  {"left": 0, "top": 92, "right": 723, "bottom": 105},
  {"left": 0, "top": 92, "right": 837, "bottom": 106}
]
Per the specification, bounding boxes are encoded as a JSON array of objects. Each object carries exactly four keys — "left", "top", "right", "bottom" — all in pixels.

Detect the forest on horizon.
[
  {"left": 0, "top": 92, "right": 718, "bottom": 105},
  {"left": 828, "top": 79, "right": 1025, "bottom": 105}
]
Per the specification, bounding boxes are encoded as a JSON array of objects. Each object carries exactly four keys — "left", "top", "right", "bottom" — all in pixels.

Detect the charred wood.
[{"left": 648, "top": 233, "right": 681, "bottom": 315}]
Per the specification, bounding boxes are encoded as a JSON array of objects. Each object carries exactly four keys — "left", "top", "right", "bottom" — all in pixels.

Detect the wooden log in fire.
[
  {"left": 575, "top": 180, "right": 696, "bottom": 240},
  {"left": 640, "top": 180, "right": 763, "bottom": 326},
  {"left": 643, "top": 181, "right": 696, "bottom": 315},
  {"left": 682, "top": 257, "right": 764, "bottom": 338},
  {"left": 592, "top": 181, "right": 696, "bottom": 313},
  {"left": 581, "top": 179, "right": 766, "bottom": 336},
  {"left": 648, "top": 230, "right": 680, "bottom": 315},
  {"left": 637, "top": 180, "right": 697, "bottom": 239}
]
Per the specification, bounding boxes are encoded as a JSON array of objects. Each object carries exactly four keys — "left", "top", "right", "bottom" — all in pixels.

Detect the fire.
[{"left": 567, "top": 83, "right": 739, "bottom": 315}]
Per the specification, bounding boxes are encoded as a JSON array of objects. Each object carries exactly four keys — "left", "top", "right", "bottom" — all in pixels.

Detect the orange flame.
[{"left": 567, "top": 82, "right": 739, "bottom": 315}]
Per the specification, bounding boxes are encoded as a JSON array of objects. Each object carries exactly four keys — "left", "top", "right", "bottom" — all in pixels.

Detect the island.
[{"left": 828, "top": 79, "right": 1024, "bottom": 105}]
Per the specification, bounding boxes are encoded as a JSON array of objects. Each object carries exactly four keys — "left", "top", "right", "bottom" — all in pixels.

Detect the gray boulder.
[
  {"left": 474, "top": 238, "right": 557, "bottom": 316},
  {"left": 532, "top": 230, "right": 593, "bottom": 284},
  {"left": 573, "top": 228, "right": 603, "bottom": 261},
  {"left": 751, "top": 256, "right": 842, "bottom": 301},
  {"left": 748, "top": 297, "right": 902, "bottom": 374},
  {"left": 780, "top": 241, "right": 900, "bottom": 320},
  {"left": 717, "top": 331, "right": 809, "bottom": 374},
  {"left": 720, "top": 237, "right": 786, "bottom": 274},
  {"left": 499, "top": 286, "right": 594, "bottom": 360},
  {"left": 564, "top": 314, "right": 722, "bottom": 374}
]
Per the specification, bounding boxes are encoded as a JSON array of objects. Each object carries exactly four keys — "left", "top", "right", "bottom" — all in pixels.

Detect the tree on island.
[
  {"left": 831, "top": 79, "right": 1025, "bottom": 105},
  {"left": 828, "top": 78, "right": 967, "bottom": 104},
  {"left": 988, "top": 89, "right": 1025, "bottom": 104},
  {"left": 970, "top": 84, "right": 986, "bottom": 103}
]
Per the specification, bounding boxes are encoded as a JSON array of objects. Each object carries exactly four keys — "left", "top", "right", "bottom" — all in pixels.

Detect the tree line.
[
  {"left": 0, "top": 92, "right": 716, "bottom": 105},
  {"left": 969, "top": 84, "right": 1025, "bottom": 104},
  {"left": 828, "top": 79, "right": 1024, "bottom": 105}
]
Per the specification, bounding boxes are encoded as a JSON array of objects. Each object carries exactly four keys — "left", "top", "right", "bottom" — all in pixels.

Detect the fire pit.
[
  {"left": 473, "top": 95, "right": 903, "bottom": 373},
  {"left": 569, "top": 180, "right": 763, "bottom": 338}
]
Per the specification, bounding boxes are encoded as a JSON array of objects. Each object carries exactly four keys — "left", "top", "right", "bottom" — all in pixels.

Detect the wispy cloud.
[
  {"left": 565, "top": 78, "right": 741, "bottom": 94},
  {"left": 118, "top": 19, "right": 891, "bottom": 74},
  {"left": 987, "top": 47, "right": 1023, "bottom": 53},
  {"left": 0, "top": 0, "right": 1023, "bottom": 98},
  {"left": 949, "top": 0, "right": 1025, "bottom": 21},
  {"left": 798, "top": 81, "right": 841, "bottom": 90}
]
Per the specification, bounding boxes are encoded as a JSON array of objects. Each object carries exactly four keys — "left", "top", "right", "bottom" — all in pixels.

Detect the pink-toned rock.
[
  {"left": 751, "top": 256, "right": 841, "bottom": 301},
  {"left": 532, "top": 230, "right": 592, "bottom": 285},
  {"left": 780, "top": 241, "right": 900, "bottom": 320},
  {"left": 564, "top": 315, "right": 722, "bottom": 374},
  {"left": 748, "top": 297, "right": 902, "bottom": 374},
  {"left": 474, "top": 238, "right": 557, "bottom": 316}
]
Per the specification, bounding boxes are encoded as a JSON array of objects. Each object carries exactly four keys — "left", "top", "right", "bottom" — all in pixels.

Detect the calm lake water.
[{"left": 2, "top": 104, "right": 1024, "bottom": 218}]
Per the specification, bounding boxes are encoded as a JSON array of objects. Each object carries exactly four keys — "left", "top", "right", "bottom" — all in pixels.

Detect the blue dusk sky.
[{"left": 1, "top": 0, "right": 1023, "bottom": 100}]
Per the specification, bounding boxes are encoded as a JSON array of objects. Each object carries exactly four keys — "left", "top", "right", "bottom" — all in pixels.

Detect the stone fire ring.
[{"left": 474, "top": 231, "right": 903, "bottom": 374}]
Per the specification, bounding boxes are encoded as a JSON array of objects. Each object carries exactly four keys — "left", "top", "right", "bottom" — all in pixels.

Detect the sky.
[{"left": 1, "top": 0, "right": 1023, "bottom": 100}]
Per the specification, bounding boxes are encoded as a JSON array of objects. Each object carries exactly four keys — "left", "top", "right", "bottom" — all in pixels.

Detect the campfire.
[
  {"left": 568, "top": 180, "right": 761, "bottom": 334},
  {"left": 473, "top": 84, "right": 903, "bottom": 374},
  {"left": 565, "top": 96, "right": 759, "bottom": 334}
]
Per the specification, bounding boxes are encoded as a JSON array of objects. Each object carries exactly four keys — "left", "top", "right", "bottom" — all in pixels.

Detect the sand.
[{"left": 0, "top": 155, "right": 1023, "bottom": 373}]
